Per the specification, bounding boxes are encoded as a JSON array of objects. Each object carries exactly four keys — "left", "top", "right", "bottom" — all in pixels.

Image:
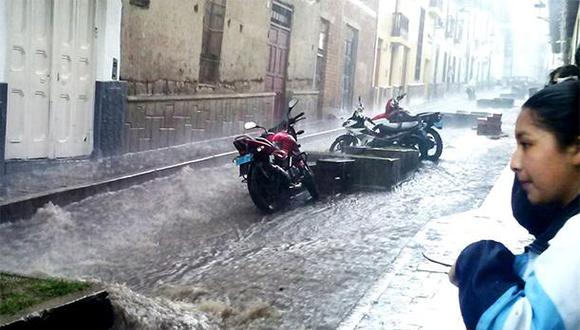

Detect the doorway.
[
  {"left": 265, "top": 1, "right": 293, "bottom": 121},
  {"left": 341, "top": 25, "right": 358, "bottom": 110},
  {"left": 6, "top": 0, "right": 96, "bottom": 159}
]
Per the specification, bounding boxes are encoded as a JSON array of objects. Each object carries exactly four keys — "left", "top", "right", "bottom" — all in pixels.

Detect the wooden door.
[{"left": 265, "top": 24, "right": 290, "bottom": 121}]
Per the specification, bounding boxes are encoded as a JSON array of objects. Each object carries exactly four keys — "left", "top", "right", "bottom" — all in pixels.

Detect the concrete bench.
[
  {"left": 307, "top": 149, "right": 413, "bottom": 193},
  {"left": 342, "top": 146, "right": 418, "bottom": 178},
  {"left": 314, "top": 158, "right": 356, "bottom": 194}
]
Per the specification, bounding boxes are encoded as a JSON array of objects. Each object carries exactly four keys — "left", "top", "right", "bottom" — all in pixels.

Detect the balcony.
[
  {"left": 428, "top": 0, "right": 443, "bottom": 18},
  {"left": 429, "top": 0, "right": 443, "bottom": 8},
  {"left": 391, "top": 12, "right": 409, "bottom": 39}
]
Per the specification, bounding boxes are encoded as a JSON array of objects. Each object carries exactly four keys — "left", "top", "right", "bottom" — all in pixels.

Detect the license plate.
[
  {"left": 434, "top": 120, "right": 443, "bottom": 129},
  {"left": 235, "top": 153, "right": 253, "bottom": 166}
]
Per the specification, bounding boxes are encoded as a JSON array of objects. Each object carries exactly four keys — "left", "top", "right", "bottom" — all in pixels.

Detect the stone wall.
[
  {"left": 120, "top": 0, "right": 203, "bottom": 84},
  {"left": 289, "top": 91, "right": 320, "bottom": 121},
  {"left": 120, "top": 0, "right": 324, "bottom": 153},
  {"left": 123, "top": 93, "right": 275, "bottom": 153},
  {"left": 319, "top": 0, "right": 379, "bottom": 115},
  {"left": 406, "top": 83, "right": 425, "bottom": 101}
]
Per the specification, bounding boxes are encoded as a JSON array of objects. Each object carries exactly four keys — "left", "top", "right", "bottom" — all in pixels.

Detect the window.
[
  {"left": 271, "top": 2, "right": 293, "bottom": 28},
  {"left": 374, "top": 38, "right": 383, "bottom": 86},
  {"left": 442, "top": 52, "right": 448, "bottom": 82},
  {"left": 342, "top": 25, "right": 358, "bottom": 109},
  {"left": 199, "top": 0, "right": 227, "bottom": 83},
  {"left": 414, "top": 8, "right": 426, "bottom": 81},
  {"left": 315, "top": 19, "right": 329, "bottom": 89},
  {"left": 130, "top": 0, "right": 150, "bottom": 8},
  {"left": 445, "top": 15, "right": 455, "bottom": 39}
]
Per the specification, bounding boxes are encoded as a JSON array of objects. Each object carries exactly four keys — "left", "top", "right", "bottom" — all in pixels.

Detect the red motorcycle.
[
  {"left": 372, "top": 93, "right": 409, "bottom": 122},
  {"left": 233, "top": 99, "right": 319, "bottom": 212}
]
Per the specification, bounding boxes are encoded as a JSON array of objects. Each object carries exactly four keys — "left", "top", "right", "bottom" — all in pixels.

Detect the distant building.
[
  {"left": 548, "top": 0, "right": 580, "bottom": 65},
  {"left": 372, "top": 0, "right": 509, "bottom": 109}
]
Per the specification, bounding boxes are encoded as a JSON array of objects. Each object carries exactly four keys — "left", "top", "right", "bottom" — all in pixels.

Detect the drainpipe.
[
  {"left": 0, "top": 0, "right": 8, "bottom": 182},
  {"left": 371, "top": 1, "right": 380, "bottom": 109}
]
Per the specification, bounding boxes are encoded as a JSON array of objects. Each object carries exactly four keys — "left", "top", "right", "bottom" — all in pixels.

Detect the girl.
[{"left": 449, "top": 80, "right": 580, "bottom": 329}]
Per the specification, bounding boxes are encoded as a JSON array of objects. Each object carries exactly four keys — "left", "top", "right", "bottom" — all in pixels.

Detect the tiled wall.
[{"left": 123, "top": 93, "right": 276, "bottom": 152}]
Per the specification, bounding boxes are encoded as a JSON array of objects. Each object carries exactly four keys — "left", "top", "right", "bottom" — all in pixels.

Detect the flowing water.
[{"left": 0, "top": 106, "right": 520, "bottom": 328}]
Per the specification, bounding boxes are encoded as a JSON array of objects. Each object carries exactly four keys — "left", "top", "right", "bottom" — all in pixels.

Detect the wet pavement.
[
  {"left": 0, "top": 90, "right": 525, "bottom": 329},
  {"left": 345, "top": 166, "right": 532, "bottom": 330}
]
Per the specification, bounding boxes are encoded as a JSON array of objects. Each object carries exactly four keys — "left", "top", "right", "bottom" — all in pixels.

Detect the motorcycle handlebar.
[
  {"left": 289, "top": 112, "right": 305, "bottom": 125},
  {"left": 292, "top": 112, "right": 305, "bottom": 121},
  {"left": 396, "top": 93, "right": 407, "bottom": 101}
]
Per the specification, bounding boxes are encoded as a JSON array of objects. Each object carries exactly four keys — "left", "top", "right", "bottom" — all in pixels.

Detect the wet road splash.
[
  {"left": 0, "top": 123, "right": 518, "bottom": 328},
  {"left": 108, "top": 284, "right": 218, "bottom": 330}
]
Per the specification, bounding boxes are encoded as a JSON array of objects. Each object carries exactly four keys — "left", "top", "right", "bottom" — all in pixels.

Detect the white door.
[
  {"left": 50, "top": 0, "right": 96, "bottom": 158},
  {"left": 6, "top": 0, "right": 96, "bottom": 160},
  {"left": 6, "top": 0, "right": 53, "bottom": 159}
]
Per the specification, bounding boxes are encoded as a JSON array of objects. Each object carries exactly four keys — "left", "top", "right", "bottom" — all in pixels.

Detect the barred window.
[{"left": 199, "top": 0, "right": 227, "bottom": 83}]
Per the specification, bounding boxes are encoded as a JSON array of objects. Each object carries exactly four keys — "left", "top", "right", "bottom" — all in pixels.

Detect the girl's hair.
[{"left": 522, "top": 79, "right": 579, "bottom": 148}]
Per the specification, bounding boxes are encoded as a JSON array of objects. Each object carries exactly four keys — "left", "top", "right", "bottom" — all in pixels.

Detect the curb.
[
  {"left": 1, "top": 290, "right": 113, "bottom": 330},
  {"left": 0, "top": 127, "right": 342, "bottom": 223}
]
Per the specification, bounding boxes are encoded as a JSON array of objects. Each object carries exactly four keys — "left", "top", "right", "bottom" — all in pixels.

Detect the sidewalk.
[
  {"left": 339, "top": 164, "right": 533, "bottom": 330},
  {"left": 0, "top": 117, "right": 342, "bottom": 206}
]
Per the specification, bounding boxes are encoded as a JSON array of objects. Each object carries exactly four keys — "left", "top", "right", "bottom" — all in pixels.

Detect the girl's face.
[{"left": 511, "top": 108, "right": 580, "bottom": 206}]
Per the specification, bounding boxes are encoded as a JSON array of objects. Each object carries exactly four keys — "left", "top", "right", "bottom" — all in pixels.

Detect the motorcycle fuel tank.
[{"left": 269, "top": 132, "right": 299, "bottom": 153}]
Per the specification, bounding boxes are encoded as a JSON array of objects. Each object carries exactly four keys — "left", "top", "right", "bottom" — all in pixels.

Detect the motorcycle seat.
[{"left": 374, "top": 121, "right": 419, "bottom": 135}]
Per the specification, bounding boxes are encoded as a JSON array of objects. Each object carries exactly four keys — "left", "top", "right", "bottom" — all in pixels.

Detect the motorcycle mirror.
[
  {"left": 244, "top": 121, "right": 258, "bottom": 130},
  {"left": 288, "top": 98, "right": 299, "bottom": 109}
]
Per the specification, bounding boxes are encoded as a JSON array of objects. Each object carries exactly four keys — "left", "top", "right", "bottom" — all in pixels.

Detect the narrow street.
[
  {"left": 0, "top": 106, "right": 519, "bottom": 329},
  {"left": 0, "top": 0, "right": 575, "bottom": 328}
]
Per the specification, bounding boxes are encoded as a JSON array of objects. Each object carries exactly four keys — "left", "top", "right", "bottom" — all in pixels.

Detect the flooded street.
[
  {"left": 0, "top": 0, "right": 571, "bottom": 327},
  {"left": 0, "top": 109, "right": 519, "bottom": 329}
]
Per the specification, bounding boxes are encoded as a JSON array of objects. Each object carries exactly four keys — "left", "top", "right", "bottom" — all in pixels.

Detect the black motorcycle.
[
  {"left": 371, "top": 111, "right": 444, "bottom": 161},
  {"left": 330, "top": 97, "right": 444, "bottom": 161}
]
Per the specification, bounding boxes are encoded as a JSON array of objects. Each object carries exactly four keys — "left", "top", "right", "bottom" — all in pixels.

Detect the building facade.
[
  {"left": 1, "top": 0, "right": 514, "bottom": 175},
  {"left": 120, "top": 0, "right": 379, "bottom": 153},
  {"left": 120, "top": 0, "right": 323, "bottom": 153},
  {"left": 372, "top": 0, "right": 509, "bottom": 108}
]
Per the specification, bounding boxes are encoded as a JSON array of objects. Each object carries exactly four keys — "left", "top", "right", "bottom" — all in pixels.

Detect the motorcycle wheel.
[
  {"left": 247, "top": 163, "right": 288, "bottom": 213},
  {"left": 329, "top": 135, "right": 357, "bottom": 152},
  {"left": 302, "top": 165, "right": 319, "bottom": 201},
  {"left": 424, "top": 128, "right": 443, "bottom": 161}
]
